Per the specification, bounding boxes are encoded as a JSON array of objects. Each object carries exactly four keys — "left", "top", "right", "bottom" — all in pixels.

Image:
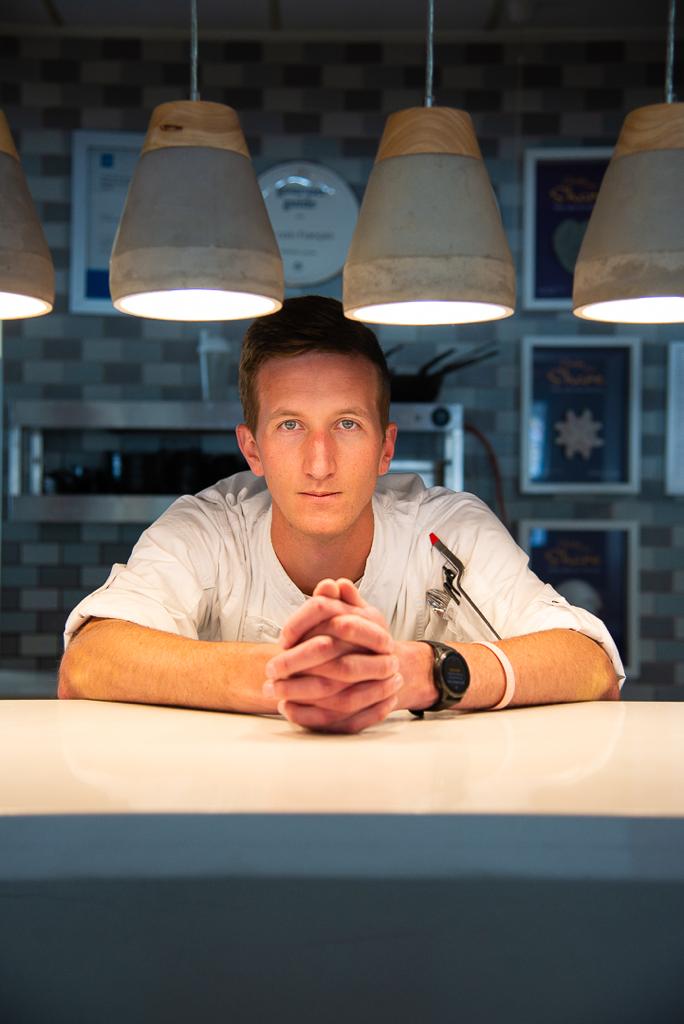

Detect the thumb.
[
  {"left": 313, "top": 577, "right": 341, "bottom": 600},
  {"left": 336, "top": 577, "right": 366, "bottom": 608}
]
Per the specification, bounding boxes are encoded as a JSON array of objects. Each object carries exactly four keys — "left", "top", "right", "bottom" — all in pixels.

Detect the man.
[{"left": 59, "top": 296, "right": 622, "bottom": 733}]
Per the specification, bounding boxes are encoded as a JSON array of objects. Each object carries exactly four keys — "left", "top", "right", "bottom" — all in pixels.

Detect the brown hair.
[{"left": 239, "top": 295, "right": 391, "bottom": 432}]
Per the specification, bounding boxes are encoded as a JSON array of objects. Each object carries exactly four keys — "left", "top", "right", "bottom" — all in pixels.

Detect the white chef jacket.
[{"left": 63, "top": 471, "right": 625, "bottom": 684}]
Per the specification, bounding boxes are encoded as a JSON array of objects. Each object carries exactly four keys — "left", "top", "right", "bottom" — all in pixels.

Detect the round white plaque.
[{"left": 258, "top": 161, "right": 359, "bottom": 287}]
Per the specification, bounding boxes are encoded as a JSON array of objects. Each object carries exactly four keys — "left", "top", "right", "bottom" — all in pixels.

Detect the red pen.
[{"left": 429, "top": 531, "right": 464, "bottom": 572}]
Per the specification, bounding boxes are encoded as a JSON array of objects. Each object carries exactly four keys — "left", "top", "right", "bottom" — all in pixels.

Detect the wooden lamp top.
[
  {"left": 141, "top": 101, "right": 250, "bottom": 157},
  {"left": 375, "top": 107, "right": 483, "bottom": 162},
  {"left": 614, "top": 102, "right": 684, "bottom": 158},
  {"left": 0, "top": 111, "right": 20, "bottom": 160}
]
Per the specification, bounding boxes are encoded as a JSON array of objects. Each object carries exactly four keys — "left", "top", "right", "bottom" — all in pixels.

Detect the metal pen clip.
[{"left": 429, "top": 532, "right": 501, "bottom": 641}]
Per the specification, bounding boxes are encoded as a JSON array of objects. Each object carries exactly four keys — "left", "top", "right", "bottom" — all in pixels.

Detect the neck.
[{"left": 271, "top": 504, "right": 374, "bottom": 596}]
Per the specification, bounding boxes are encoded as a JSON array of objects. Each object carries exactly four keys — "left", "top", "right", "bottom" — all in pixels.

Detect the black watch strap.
[{"left": 409, "top": 640, "right": 470, "bottom": 718}]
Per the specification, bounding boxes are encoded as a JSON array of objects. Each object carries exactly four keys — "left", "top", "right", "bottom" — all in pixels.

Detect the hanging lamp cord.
[
  {"left": 665, "top": 0, "right": 677, "bottom": 103},
  {"left": 190, "top": 0, "right": 199, "bottom": 101},
  {"left": 425, "top": 0, "right": 435, "bottom": 107}
]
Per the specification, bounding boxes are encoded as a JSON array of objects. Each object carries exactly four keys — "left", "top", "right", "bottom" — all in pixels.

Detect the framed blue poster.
[
  {"left": 519, "top": 519, "right": 639, "bottom": 679},
  {"left": 69, "top": 130, "right": 145, "bottom": 315},
  {"left": 522, "top": 147, "right": 611, "bottom": 310},
  {"left": 520, "top": 336, "right": 641, "bottom": 494}
]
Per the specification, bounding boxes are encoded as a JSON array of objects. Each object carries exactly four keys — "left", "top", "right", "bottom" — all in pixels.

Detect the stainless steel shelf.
[
  {"left": 7, "top": 400, "right": 463, "bottom": 521},
  {"left": 9, "top": 400, "right": 245, "bottom": 430},
  {"left": 11, "top": 495, "right": 178, "bottom": 523}
]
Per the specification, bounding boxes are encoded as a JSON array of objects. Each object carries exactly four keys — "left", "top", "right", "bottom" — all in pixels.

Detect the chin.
[
  {"left": 299, "top": 519, "right": 350, "bottom": 539},
  {"left": 292, "top": 510, "right": 355, "bottom": 538}
]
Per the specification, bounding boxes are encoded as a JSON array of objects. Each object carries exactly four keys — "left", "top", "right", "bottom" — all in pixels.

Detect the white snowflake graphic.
[{"left": 554, "top": 408, "right": 604, "bottom": 460}]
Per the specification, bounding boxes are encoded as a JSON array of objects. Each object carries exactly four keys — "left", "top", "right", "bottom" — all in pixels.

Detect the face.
[{"left": 236, "top": 352, "right": 396, "bottom": 544}]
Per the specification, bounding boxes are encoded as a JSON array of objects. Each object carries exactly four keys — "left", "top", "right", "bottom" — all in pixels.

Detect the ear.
[
  {"left": 235, "top": 423, "right": 264, "bottom": 477},
  {"left": 378, "top": 422, "right": 398, "bottom": 475}
]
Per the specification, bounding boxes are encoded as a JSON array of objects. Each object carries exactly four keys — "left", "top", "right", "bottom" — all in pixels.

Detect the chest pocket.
[{"left": 239, "top": 615, "right": 283, "bottom": 643}]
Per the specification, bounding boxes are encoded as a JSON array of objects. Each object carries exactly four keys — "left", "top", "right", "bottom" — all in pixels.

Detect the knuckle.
[
  {"left": 337, "top": 616, "right": 357, "bottom": 639},
  {"left": 315, "top": 635, "right": 334, "bottom": 656},
  {"left": 338, "top": 656, "right": 357, "bottom": 681},
  {"left": 382, "top": 676, "right": 397, "bottom": 697}
]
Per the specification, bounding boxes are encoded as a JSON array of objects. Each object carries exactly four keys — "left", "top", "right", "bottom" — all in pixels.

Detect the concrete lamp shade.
[
  {"left": 110, "top": 101, "right": 284, "bottom": 321},
  {"left": 343, "top": 107, "right": 515, "bottom": 325},
  {"left": 0, "top": 111, "right": 54, "bottom": 319},
  {"left": 573, "top": 103, "right": 684, "bottom": 324}
]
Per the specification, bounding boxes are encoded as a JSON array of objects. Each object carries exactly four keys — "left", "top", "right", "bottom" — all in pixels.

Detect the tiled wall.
[{"left": 1, "top": 30, "right": 682, "bottom": 697}]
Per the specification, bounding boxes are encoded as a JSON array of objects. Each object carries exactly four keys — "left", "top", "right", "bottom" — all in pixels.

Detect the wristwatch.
[{"left": 409, "top": 640, "right": 470, "bottom": 717}]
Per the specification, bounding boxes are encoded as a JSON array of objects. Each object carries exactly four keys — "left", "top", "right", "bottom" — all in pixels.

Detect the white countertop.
[
  {"left": 2, "top": 699, "right": 684, "bottom": 1024},
  {"left": 2, "top": 698, "right": 682, "bottom": 817}
]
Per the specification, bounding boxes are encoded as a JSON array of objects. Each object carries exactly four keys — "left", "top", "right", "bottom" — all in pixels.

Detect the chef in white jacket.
[{"left": 60, "top": 296, "right": 622, "bottom": 733}]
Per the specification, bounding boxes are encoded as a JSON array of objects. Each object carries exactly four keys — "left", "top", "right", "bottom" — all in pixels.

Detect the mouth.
[{"left": 300, "top": 491, "right": 341, "bottom": 499}]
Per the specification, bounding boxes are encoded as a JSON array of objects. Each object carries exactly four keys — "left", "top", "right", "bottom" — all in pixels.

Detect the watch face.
[{"left": 442, "top": 650, "right": 470, "bottom": 697}]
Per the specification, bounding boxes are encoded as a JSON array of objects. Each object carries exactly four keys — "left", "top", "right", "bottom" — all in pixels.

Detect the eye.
[
  {"left": 338, "top": 419, "right": 359, "bottom": 430},
  {"left": 278, "top": 419, "right": 300, "bottom": 431}
]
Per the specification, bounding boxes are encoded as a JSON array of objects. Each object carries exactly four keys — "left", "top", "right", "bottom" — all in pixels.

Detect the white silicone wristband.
[{"left": 472, "top": 641, "right": 516, "bottom": 710}]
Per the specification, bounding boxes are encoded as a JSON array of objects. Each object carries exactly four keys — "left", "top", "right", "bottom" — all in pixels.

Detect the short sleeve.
[
  {"left": 63, "top": 497, "right": 222, "bottom": 649},
  {"left": 430, "top": 493, "right": 626, "bottom": 686}
]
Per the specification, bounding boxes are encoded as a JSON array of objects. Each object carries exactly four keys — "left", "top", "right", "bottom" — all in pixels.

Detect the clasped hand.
[{"left": 263, "top": 578, "right": 402, "bottom": 734}]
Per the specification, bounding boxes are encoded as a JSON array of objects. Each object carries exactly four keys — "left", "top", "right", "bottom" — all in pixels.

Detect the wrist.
[{"left": 395, "top": 640, "right": 438, "bottom": 711}]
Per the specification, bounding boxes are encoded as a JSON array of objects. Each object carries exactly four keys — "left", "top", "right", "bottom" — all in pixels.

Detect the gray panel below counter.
[{"left": 1, "top": 814, "right": 683, "bottom": 1024}]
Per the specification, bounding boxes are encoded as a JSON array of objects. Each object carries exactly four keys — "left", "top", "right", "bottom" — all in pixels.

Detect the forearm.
[
  {"left": 396, "top": 628, "right": 621, "bottom": 712},
  {"left": 58, "top": 618, "right": 280, "bottom": 714}
]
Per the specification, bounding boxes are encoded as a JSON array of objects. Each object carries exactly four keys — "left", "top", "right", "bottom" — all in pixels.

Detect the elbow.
[
  {"left": 58, "top": 639, "right": 90, "bottom": 699},
  {"left": 57, "top": 652, "right": 76, "bottom": 699},
  {"left": 57, "top": 618, "right": 105, "bottom": 700},
  {"left": 604, "top": 680, "right": 621, "bottom": 702},
  {"left": 600, "top": 671, "right": 622, "bottom": 702},
  {"left": 588, "top": 639, "right": 621, "bottom": 701}
]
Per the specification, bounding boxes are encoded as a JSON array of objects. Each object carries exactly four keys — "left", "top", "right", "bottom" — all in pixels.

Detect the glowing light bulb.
[
  {"left": 113, "top": 289, "right": 281, "bottom": 322},
  {"left": 346, "top": 299, "right": 514, "bottom": 326},
  {"left": 574, "top": 295, "right": 684, "bottom": 324},
  {"left": 0, "top": 291, "right": 52, "bottom": 319}
]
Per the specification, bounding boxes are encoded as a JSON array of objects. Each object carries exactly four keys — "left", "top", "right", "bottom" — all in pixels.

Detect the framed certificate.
[
  {"left": 258, "top": 161, "right": 358, "bottom": 287},
  {"left": 69, "top": 130, "right": 144, "bottom": 315},
  {"left": 520, "top": 336, "right": 641, "bottom": 494},
  {"left": 522, "top": 147, "right": 611, "bottom": 310},
  {"left": 666, "top": 341, "right": 684, "bottom": 496},
  {"left": 519, "top": 519, "right": 639, "bottom": 679}
]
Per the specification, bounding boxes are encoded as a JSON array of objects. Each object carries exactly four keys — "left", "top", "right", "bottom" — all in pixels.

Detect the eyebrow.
[{"left": 267, "top": 406, "right": 372, "bottom": 421}]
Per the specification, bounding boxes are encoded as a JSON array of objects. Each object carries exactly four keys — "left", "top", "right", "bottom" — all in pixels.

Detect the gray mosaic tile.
[
  {"left": 3, "top": 613, "right": 39, "bottom": 633},
  {"left": 19, "top": 633, "right": 60, "bottom": 656},
  {"left": 21, "top": 589, "right": 60, "bottom": 611},
  {"left": 81, "top": 107, "right": 125, "bottom": 130}
]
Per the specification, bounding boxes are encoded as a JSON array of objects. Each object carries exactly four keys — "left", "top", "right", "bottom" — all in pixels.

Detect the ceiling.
[{"left": 0, "top": 0, "right": 674, "bottom": 35}]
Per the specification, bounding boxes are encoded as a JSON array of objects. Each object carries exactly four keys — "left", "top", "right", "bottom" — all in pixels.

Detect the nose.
[{"left": 303, "top": 430, "right": 336, "bottom": 481}]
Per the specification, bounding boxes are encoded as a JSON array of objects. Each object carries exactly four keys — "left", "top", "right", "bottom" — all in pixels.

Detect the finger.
[
  {"left": 293, "top": 651, "right": 399, "bottom": 685},
  {"left": 281, "top": 692, "right": 400, "bottom": 735},
  {"left": 279, "top": 595, "right": 363, "bottom": 649},
  {"left": 336, "top": 578, "right": 367, "bottom": 608},
  {"left": 313, "top": 578, "right": 340, "bottom": 600},
  {"left": 267, "top": 673, "right": 350, "bottom": 702},
  {"left": 335, "top": 584, "right": 389, "bottom": 633},
  {"left": 266, "top": 634, "right": 350, "bottom": 679},
  {"left": 299, "top": 614, "right": 394, "bottom": 654},
  {"left": 313, "top": 674, "right": 402, "bottom": 713},
  {"left": 276, "top": 674, "right": 401, "bottom": 720}
]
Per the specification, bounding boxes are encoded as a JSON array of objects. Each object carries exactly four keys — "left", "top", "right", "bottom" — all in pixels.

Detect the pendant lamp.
[
  {"left": 0, "top": 111, "right": 54, "bottom": 319},
  {"left": 573, "top": 0, "right": 684, "bottom": 323},
  {"left": 343, "top": 0, "right": 515, "bottom": 326},
  {"left": 109, "top": 2, "right": 283, "bottom": 321}
]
